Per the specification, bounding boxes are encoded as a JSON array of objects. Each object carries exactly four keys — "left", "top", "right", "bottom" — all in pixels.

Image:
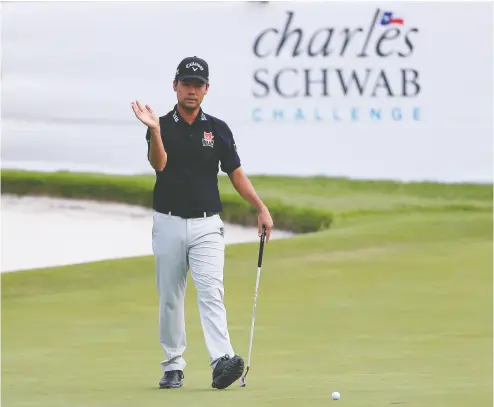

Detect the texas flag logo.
[
  {"left": 380, "top": 11, "right": 404, "bottom": 25},
  {"left": 202, "top": 132, "right": 214, "bottom": 148}
]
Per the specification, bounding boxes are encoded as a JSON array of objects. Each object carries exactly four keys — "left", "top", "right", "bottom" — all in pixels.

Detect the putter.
[{"left": 240, "top": 224, "right": 267, "bottom": 388}]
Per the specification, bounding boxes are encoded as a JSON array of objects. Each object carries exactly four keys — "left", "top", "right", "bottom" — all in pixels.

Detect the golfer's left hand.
[{"left": 258, "top": 206, "right": 274, "bottom": 242}]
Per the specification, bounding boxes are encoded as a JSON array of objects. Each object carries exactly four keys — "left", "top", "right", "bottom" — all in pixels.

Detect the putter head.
[{"left": 239, "top": 366, "right": 249, "bottom": 387}]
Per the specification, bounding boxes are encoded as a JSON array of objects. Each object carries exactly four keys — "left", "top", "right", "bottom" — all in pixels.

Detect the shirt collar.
[{"left": 172, "top": 105, "right": 208, "bottom": 124}]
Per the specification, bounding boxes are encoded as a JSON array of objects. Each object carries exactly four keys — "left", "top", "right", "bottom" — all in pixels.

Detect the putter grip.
[{"left": 257, "top": 225, "right": 266, "bottom": 267}]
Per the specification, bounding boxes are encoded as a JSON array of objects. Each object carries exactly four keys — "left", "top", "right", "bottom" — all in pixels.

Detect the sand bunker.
[{"left": 1, "top": 195, "right": 293, "bottom": 272}]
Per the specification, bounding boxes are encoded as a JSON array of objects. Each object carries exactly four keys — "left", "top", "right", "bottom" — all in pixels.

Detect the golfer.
[{"left": 131, "top": 56, "right": 274, "bottom": 390}]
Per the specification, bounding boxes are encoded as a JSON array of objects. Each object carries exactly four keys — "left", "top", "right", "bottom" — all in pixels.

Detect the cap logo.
[{"left": 186, "top": 62, "right": 204, "bottom": 71}]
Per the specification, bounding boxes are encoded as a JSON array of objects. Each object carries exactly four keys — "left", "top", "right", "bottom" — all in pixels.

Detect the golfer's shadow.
[
  {"left": 149, "top": 386, "right": 241, "bottom": 392},
  {"left": 185, "top": 387, "right": 242, "bottom": 392}
]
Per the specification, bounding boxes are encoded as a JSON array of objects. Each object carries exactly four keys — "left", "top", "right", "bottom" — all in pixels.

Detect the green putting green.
[{"left": 1, "top": 173, "right": 492, "bottom": 407}]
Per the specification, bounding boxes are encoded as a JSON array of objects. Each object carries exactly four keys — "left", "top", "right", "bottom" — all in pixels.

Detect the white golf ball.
[{"left": 332, "top": 391, "right": 341, "bottom": 400}]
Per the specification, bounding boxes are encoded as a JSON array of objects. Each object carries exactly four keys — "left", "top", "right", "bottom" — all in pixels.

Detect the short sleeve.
[{"left": 218, "top": 123, "right": 241, "bottom": 174}]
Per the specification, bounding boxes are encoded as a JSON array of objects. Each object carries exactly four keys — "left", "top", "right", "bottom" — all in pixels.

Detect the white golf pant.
[{"left": 152, "top": 211, "right": 235, "bottom": 373}]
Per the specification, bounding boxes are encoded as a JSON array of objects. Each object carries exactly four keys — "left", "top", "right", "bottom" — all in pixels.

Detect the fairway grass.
[
  {"left": 1, "top": 172, "right": 492, "bottom": 406},
  {"left": 2, "top": 209, "right": 492, "bottom": 407}
]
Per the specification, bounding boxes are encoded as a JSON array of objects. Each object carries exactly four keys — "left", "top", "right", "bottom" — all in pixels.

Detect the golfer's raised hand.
[
  {"left": 258, "top": 206, "right": 274, "bottom": 243},
  {"left": 131, "top": 100, "right": 159, "bottom": 129}
]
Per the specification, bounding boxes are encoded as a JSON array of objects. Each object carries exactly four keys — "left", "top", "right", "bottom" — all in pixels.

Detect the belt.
[{"left": 162, "top": 210, "right": 218, "bottom": 219}]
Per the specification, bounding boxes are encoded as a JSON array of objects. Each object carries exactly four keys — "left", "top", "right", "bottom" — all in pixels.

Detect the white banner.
[{"left": 1, "top": 1, "right": 492, "bottom": 182}]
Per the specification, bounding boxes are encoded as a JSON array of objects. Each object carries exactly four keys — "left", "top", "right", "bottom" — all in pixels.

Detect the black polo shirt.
[{"left": 145, "top": 105, "right": 241, "bottom": 215}]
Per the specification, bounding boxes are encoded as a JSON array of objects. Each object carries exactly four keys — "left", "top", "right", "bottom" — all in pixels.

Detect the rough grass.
[{"left": 1, "top": 170, "right": 492, "bottom": 232}]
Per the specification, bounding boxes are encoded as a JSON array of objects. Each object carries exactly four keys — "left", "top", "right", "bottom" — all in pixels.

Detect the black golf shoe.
[
  {"left": 211, "top": 355, "right": 244, "bottom": 390},
  {"left": 159, "top": 370, "right": 184, "bottom": 389}
]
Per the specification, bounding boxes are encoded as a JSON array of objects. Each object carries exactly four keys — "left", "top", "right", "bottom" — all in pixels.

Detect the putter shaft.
[{"left": 240, "top": 226, "right": 266, "bottom": 387}]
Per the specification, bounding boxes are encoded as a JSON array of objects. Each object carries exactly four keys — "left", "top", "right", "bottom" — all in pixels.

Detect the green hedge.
[{"left": 0, "top": 170, "right": 332, "bottom": 233}]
